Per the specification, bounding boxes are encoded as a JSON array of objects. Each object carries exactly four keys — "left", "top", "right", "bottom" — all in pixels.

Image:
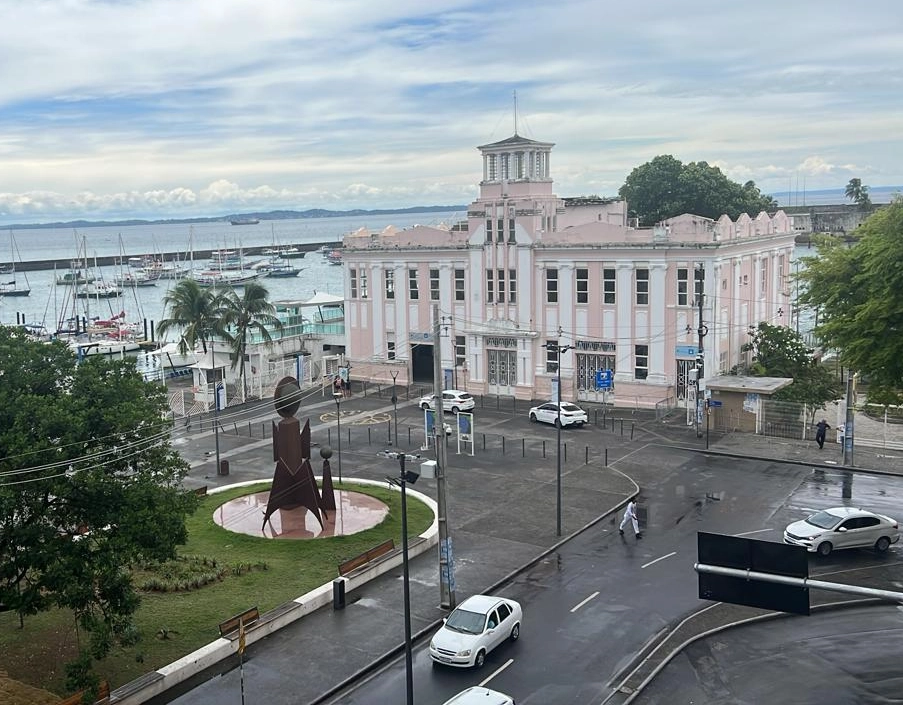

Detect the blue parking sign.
[{"left": 595, "top": 369, "right": 613, "bottom": 390}]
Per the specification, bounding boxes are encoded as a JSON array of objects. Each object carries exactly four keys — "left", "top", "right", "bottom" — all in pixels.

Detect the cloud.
[{"left": 0, "top": 0, "right": 900, "bottom": 222}]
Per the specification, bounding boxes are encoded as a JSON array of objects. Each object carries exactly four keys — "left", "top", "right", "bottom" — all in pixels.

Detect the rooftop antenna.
[{"left": 513, "top": 90, "right": 518, "bottom": 136}]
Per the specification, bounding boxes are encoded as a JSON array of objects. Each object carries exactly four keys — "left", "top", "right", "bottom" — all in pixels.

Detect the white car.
[
  {"left": 442, "top": 687, "right": 516, "bottom": 705},
  {"left": 783, "top": 507, "right": 900, "bottom": 556},
  {"left": 429, "top": 594, "right": 522, "bottom": 668},
  {"left": 419, "top": 389, "right": 475, "bottom": 414},
  {"left": 528, "top": 401, "right": 588, "bottom": 427}
]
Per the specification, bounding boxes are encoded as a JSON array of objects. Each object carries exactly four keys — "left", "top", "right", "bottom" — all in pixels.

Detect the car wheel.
[
  {"left": 817, "top": 541, "right": 833, "bottom": 557},
  {"left": 529, "top": 413, "right": 537, "bottom": 422},
  {"left": 474, "top": 649, "right": 486, "bottom": 668},
  {"left": 510, "top": 623, "right": 520, "bottom": 641},
  {"left": 875, "top": 536, "right": 891, "bottom": 552},
  {"left": 451, "top": 405, "right": 460, "bottom": 414}
]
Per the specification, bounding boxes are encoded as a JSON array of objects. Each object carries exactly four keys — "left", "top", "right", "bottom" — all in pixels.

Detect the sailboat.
[{"left": 0, "top": 230, "right": 31, "bottom": 297}]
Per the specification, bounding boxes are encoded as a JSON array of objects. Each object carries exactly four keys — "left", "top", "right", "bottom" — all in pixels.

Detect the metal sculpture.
[{"left": 262, "top": 377, "right": 328, "bottom": 530}]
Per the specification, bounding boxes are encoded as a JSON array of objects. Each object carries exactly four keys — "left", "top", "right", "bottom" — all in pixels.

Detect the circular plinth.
[{"left": 213, "top": 489, "right": 389, "bottom": 539}]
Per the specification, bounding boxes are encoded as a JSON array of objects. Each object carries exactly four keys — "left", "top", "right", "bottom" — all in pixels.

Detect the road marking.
[
  {"left": 734, "top": 528, "right": 772, "bottom": 537},
  {"left": 479, "top": 658, "right": 514, "bottom": 686},
  {"left": 570, "top": 591, "right": 600, "bottom": 613},
  {"left": 642, "top": 551, "right": 676, "bottom": 569}
]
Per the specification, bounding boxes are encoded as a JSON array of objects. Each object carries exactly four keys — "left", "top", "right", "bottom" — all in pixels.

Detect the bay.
[{"left": 0, "top": 210, "right": 461, "bottom": 332}]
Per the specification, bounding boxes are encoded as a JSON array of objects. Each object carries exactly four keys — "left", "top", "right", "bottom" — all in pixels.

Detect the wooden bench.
[
  {"left": 338, "top": 539, "right": 396, "bottom": 577},
  {"left": 58, "top": 680, "right": 110, "bottom": 705},
  {"left": 218, "top": 606, "right": 260, "bottom": 639}
]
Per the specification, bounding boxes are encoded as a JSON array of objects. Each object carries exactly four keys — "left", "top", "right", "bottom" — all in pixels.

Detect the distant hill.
[{"left": 3, "top": 205, "right": 468, "bottom": 230}]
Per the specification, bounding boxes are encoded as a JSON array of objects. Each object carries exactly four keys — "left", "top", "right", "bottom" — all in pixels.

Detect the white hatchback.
[
  {"left": 429, "top": 594, "right": 522, "bottom": 668},
  {"left": 442, "top": 687, "right": 515, "bottom": 705},
  {"left": 528, "top": 401, "right": 588, "bottom": 427},
  {"left": 783, "top": 506, "right": 900, "bottom": 556},
  {"left": 419, "top": 389, "right": 475, "bottom": 414}
]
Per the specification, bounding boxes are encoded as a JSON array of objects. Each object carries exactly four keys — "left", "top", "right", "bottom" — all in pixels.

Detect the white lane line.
[
  {"left": 479, "top": 658, "right": 514, "bottom": 687},
  {"left": 570, "top": 591, "right": 600, "bottom": 613},
  {"left": 641, "top": 551, "right": 677, "bottom": 569},
  {"left": 734, "top": 528, "right": 773, "bottom": 537}
]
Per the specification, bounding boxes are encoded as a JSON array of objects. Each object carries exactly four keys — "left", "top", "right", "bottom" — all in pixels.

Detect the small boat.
[
  {"left": 0, "top": 231, "right": 31, "bottom": 296},
  {"left": 192, "top": 269, "right": 261, "bottom": 287},
  {"left": 56, "top": 264, "right": 95, "bottom": 286},
  {"left": 265, "top": 262, "right": 302, "bottom": 278},
  {"left": 326, "top": 250, "right": 343, "bottom": 265},
  {"left": 230, "top": 217, "right": 260, "bottom": 225},
  {"left": 76, "top": 281, "right": 122, "bottom": 299},
  {"left": 114, "top": 270, "right": 158, "bottom": 287}
]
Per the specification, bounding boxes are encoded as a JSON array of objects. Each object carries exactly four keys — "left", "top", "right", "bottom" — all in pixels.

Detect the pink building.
[{"left": 342, "top": 133, "right": 794, "bottom": 408}]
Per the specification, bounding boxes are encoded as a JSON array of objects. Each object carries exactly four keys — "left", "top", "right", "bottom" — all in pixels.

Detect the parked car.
[
  {"left": 442, "top": 687, "right": 516, "bottom": 705},
  {"left": 528, "top": 401, "right": 588, "bottom": 427},
  {"left": 783, "top": 507, "right": 900, "bottom": 556},
  {"left": 419, "top": 389, "right": 475, "bottom": 414},
  {"left": 429, "top": 594, "right": 522, "bottom": 668}
]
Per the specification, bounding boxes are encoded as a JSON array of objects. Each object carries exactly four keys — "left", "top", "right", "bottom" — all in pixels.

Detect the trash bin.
[
  {"left": 218, "top": 459, "right": 229, "bottom": 476},
  {"left": 332, "top": 578, "right": 346, "bottom": 610}
]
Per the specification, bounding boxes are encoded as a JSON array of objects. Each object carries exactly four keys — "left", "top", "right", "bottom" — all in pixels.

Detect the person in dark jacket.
[{"left": 815, "top": 419, "right": 831, "bottom": 449}]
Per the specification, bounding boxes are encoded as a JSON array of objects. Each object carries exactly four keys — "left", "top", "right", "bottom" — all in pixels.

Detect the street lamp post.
[
  {"left": 380, "top": 450, "right": 421, "bottom": 705},
  {"left": 214, "top": 379, "right": 222, "bottom": 475},
  {"left": 391, "top": 370, "right": 399, "bottom": 447},
  {"left": 547, "top": 339, "right": 573, "bottom": 537},
  {"left": 333, "top": 392, "right": 343, "bottom": 483}
]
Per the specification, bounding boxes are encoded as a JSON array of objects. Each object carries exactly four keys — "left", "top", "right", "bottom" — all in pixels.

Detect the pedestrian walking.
[
  {"left": 619, "top": 498, "right": 641, "bottom": 539},
  {"left": 815, "top": 419, "right": 830, "bottom": 449}
]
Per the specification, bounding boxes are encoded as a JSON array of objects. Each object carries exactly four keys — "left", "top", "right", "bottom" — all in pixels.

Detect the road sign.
[
  {"left": 708, "top": 399, "right": 723, "bottom": 407},
  {"left": 595, "top": 369, "right": 613, "bottom": 390}
]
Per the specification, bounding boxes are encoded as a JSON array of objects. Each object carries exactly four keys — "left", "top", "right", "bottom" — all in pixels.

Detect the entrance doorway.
[
  {"left": 411, "top": 343, "right": 434, "bottom": 383},
  {"left": 487, "top": 349, "right": 516, "bottom": 395}
]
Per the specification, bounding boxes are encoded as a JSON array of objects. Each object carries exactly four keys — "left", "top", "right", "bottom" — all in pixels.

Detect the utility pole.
[
  {"left": 548, "top": 331, "right": 574, "bottom": 537},
  {"left": 842, "top": 374, "right": 855, "bottom": 466},
  {"left": 694, "top": 264, "right": 708, "bottom": 439},
  {"left": 433, "top": 303, "right": 456, "bottom": 609}
]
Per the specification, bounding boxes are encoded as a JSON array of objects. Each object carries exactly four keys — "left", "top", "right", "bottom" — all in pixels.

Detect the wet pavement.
[{"left": 134, "top": 389, "right": 903, "bottom": 705}]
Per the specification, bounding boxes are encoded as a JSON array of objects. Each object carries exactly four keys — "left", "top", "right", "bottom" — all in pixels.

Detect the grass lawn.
[{"left": 0, "top": 481, "right": 434, "bottom": 697}]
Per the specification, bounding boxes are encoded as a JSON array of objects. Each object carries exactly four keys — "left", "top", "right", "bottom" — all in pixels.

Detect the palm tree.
[
  {"left": 216, "top": 282, "right": 284, "bottom": 397},
  {"left": 844, "top": 178, "right": 872, "bottom": 209},
  {"left": 157, "top": 279, "right": 221, "bottom": 354}
]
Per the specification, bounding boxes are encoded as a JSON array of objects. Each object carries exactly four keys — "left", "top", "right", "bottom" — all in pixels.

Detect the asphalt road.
[{"left": 159, "top": 397, "right": 903, "bottom": 705}]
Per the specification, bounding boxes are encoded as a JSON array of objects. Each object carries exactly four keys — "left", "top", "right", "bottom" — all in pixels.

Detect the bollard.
[
  {"left": 631, "top": 423, "right": 635, "bottom": 440},
  {"left": 248, "top": 421, "right": 252, "bottom": 435},
  {"left": 610, "top": 417, "right": 615, "bottom": 433},
  {"left": 543, "top": 440, "right": 546, "bottom": 458},
  {"left": 367, "top": 428, "right": 371, "bottom": 444},
  {"left": 620, "top": 419, "right": 624, "bottom": 436},
  {"left": 585, "top": 446, "right": 589, "bottom": 464},
  {"left": 347, "top": 428, "right": 351, "bottom": 445},
  {"left": 408, "top": 427, "right": 412, "bottom": 443},
  {"left": 261, "top": 423, "right": 265, "bottom": 438},
  {"left": 327, "top": 428, "right": 332, "bottom": 444},
  {"left": 496, "top": 395, "right": 500, "bottom": 410},
  {"left": 564, "top": 443, "right": 567, "bottom": 462},
  {"left": 605, "top": 448, "right": 608, "bottom": 466},
  {"left": 387, "top": 420, "right": 392, "bottom": 446},
  {"left": 377, "top": 383, "right": 382, "bottom": 397},
  {"left": 522, "top": 438, "right": 525, "bottom": 457},
  {"left": 482, "top": 433, "right": 486, "bottom": 450},
  {"left": 332, "top": 578, "right": 346, "bottom": 610},
  {"left": 502, "top": 436, "right": 506, "bottom": 455}
]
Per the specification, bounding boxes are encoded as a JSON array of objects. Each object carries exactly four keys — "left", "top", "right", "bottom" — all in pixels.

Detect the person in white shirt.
[{"left": 619, "top": 498, "right": 642, "bottom": 539}]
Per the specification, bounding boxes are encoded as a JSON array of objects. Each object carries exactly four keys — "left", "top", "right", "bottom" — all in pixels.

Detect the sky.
[{"left": 0, "top": 0, "right": 901, "bottom": 224}]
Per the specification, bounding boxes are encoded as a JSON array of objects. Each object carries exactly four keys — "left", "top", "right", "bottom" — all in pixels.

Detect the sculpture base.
[{"left": 214, "top": 489, "right": 389, "bottom": 539}]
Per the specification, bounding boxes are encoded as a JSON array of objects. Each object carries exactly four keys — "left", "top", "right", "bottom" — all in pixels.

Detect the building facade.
[{"left": 342, "top": 134, "right": 795, "bottom": 408}]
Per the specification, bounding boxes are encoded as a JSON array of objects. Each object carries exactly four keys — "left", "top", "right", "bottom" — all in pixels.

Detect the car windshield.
[
  {"left": 457, "top": 393, "right": 473, "bottom": 400},
  {"left": 560, "top": 403, "right": 582, "bottom": 412},
  {"left": 806, "top": 511, "right": 841, "bottom": 529},
  {"left": 444, "top": 608, "right": 486, "bottom": 635}
]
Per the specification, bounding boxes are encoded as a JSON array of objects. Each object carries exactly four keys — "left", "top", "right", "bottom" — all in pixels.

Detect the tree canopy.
[
  {"left": 618, "top": 155, "right": 777, "bottom": 226},
  {"left": 797, "top": 197, "right": 903, "bottom": 391},
  {"left": 0, "top": 328, "right": 195, "bottom": 691},
  {"left": 740, "top": 322, "right": 841, "bottom": 411}
]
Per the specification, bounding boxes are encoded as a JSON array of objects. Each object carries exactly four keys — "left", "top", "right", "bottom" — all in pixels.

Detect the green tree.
[
  {"left": 741, "top": 322, "right": 841, "bottom": 413},
  {"left": 215, "top": 282, "right": 283, "bottom": 395},
  {"left": 0, "top": 328, "right": 196, "bottom": 691},
  {"left": 619, "top": 155, "right": 776, "bottom": 226},
  {"left": 844, "top": 178, "right": 872, "bottom": 209},
  {"left": 157, "top": 279, "right": 222, "bottom": 354},
  {"left": 798, "top": 197, "right": 903, "bottom": 390}
]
